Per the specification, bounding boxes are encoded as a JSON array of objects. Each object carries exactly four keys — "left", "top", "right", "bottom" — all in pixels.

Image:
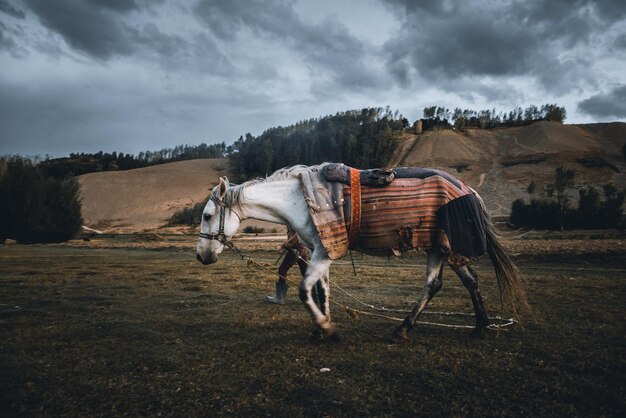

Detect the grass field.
[{"left": 1, "top": 238, "right": 625, "bottom": 416}]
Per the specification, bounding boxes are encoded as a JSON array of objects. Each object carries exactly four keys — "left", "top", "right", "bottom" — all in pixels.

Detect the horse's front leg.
[
  {"left": 391, "top": 249, "right": 445, "bottom": 342},
  {"left": 298, "top": 257, "right": 337, "bottom": 342}
]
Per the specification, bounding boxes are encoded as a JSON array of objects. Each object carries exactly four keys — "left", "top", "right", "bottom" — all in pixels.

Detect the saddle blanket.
[{"left": 299, "top": 164, "right": 487, "bottom": 262}]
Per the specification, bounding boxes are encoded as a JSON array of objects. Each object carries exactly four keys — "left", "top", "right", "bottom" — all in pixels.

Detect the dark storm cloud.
[
  {"left": 193, "top": 0, "right": 384, "bottom": 90},
  {"left": 0, "top": 0, "right": 25, "bottom": 18},
  {"left": 578, "top": 85, "right": 626, "bottom": 118},
  {"left": 381, "top": 0, "right": 623, "bottom": 93},
  {"left": 20, "top": 0, "right": 232, "bottom": 74},
  {"left": 23, "top": 0, "right": 136, "bottom": 58}
]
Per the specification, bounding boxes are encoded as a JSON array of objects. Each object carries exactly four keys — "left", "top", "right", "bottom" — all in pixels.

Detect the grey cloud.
[
  {"left": 133, "top": 22, "right": 186, "bottom": 58},
  {"left": 0, "top": 76, "right": 266, "bottom": 157},
  {"left": 383, "top": 5, "right": 541, "bottom": 80},
  {"left": 194, "top": 0, "right": 386, "bottom": 91},
  {"left": 19, "top": 0, "right": 232, "bottom": 76},
  {"left": 592, "top": 0, "right": 626, "bottom": 22},
  {"left": 0, "top": 22, "right": 15, "bottom": 49},
  {"left": 23, "top": 0, "right": 135, "bottom": 58},
  {"left": 382, "top": 0, "right": 624, "bottom": 95},
  {"left": 578, "top": 85, "right": 626, "bottom": 119},
  {"left": 0, "top": 0, "right": 25, "bottom": 18},
  {"left": 0, "top": 17, "right": 27, "bottom": 56},
  {"left": 615, "top": 32, "right": 626, "bottom": 49},
  {"left": 89, "top": 0, "right": 139, "bottom": 13}
]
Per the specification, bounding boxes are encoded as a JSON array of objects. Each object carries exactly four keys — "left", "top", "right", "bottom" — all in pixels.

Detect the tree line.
[
  {"left": 510, "top": 166, "right": 624, "bottom": 230},
  {"left": 23, "top": 104, "right": 568, "bottom": 182},
  {"left": 228, "top": 107, "right": 408, "bottom": 179},
  {"left": 37, "top": 142, "right": 227, "bottom": 179},
  {"left": 420, "top": 103, "right": 566, "bottom": 131}
]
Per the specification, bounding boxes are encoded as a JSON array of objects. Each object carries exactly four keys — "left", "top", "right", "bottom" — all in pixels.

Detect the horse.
[{"left": 196, "top": 164, "right": 529, "bottom": 342}]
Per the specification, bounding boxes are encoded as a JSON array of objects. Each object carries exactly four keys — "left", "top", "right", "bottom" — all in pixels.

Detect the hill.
[
  {"left": 391, "top": 121, "right": 626, "bottom": 216},
  {"left": 78, "top": 122, "right": 626, "bottom": 232},
  {"left": 78, "top": 159, "right": 231, "bottom": 233}
]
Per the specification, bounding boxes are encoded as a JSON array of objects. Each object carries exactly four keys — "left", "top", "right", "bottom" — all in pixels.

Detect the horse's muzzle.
[{"left": 196, "top": 252, "right": 218, "bottom": 265}]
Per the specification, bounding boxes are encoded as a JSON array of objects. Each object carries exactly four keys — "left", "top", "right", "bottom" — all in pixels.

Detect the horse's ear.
[{"left": 218, "top": 177, "right": 229, "bottom": 200}]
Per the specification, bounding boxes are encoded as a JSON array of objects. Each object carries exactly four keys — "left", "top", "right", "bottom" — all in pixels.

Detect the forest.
[{"left": 227, "top": 107, "right": 407, "bottom": 179}]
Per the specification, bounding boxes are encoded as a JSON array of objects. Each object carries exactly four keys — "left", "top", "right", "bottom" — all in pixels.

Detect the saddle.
[
  {"left": 322, "top": 163, "right": 395, "bottom": 187},
  {"left": 322, "top": 163, "right": 462, "bottom": 189}
]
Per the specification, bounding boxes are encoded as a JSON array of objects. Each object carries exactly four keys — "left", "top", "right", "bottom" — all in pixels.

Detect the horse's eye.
[{"left": 203, "top": 213, "right": 211, "bottom": 221}]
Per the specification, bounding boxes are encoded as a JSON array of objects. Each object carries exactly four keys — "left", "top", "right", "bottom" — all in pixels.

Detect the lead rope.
[{"left": 222, "top": 239, "right": 515, "bottom": 330}]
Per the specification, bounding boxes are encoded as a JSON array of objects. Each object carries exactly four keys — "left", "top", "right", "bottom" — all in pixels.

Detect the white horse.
[{"left": 196, "top": 165, "right": 528, "bottom": 342}]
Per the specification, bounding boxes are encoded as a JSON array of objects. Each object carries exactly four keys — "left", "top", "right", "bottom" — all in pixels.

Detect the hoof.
[
  {"left": 470, "top": 327, "right": 486, "bottom": 339},
  {"left": 326, "top": 330, "right": 340, "bottom": 344},
  {"left": 308, "top": 327, "right": 340, "bottom": 344},
  {"left": 308, "top": 328, "right": 322, "bottom": 343},
  {"left": 388, "top": 327, "right": 410, "bottom": 344}
]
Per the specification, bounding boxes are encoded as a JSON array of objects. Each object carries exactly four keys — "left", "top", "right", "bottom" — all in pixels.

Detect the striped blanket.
[{"left": 299, "top": 164, "right": 486, "bottom": 262}]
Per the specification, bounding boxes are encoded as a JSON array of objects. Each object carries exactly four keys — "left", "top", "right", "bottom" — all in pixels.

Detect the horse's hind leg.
[
  {"left": 450, "top": 264, "right": 489, "bottom": 336},
  {"left": 391, "top": 250, "right": 445, "bottom": 342}
]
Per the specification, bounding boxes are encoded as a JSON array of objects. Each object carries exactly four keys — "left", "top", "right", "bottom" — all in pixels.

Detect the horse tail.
[{"left": 476, "top": 193, "right": 531, "bottom": 320}]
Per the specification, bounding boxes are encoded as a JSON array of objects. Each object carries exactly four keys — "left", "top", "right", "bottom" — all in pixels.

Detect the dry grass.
[{"left": 1, "top": 238, "right": 625, "bottom": 416}]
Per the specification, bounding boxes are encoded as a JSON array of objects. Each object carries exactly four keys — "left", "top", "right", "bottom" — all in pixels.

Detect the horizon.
[
  {"left": 1, "top": 0, "right": 625, "bottom": 157},
  {"left": 2, "top": 111, "right": 623, "bottom": 161}
]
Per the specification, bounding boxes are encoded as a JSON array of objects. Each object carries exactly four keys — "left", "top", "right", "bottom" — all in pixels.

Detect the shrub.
[
  {"left": 168, "top": 200, "right": 207, "bottom": 226},
  {"left": 0, "top": 158, "right": 83, "bottom": 243},
  {"left": 243, "top": 226, "right": 265, "bottom": 234}
]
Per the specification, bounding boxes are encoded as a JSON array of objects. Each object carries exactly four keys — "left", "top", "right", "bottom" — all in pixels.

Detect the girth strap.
[{"left": 348, "top": 167, "right": 361, "bottom": 249}]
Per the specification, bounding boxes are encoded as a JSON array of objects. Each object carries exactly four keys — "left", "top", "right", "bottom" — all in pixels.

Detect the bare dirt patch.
[{"left": 1, "top": 236, "right": 625, "bottom": 416}]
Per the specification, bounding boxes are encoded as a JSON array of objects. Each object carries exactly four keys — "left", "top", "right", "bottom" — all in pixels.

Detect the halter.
[{"left": 198, "top": 195, "right": 241, "bottom": 244}]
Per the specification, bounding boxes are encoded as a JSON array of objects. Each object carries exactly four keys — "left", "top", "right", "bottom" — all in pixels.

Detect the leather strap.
[{"left": 348, "top": 167, "right": 361, "bottom": 249}]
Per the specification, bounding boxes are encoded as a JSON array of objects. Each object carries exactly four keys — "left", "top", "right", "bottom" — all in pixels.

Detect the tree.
[
  {"left": 548, "top": 166, "right": 575, "bottom": 231},
  {"left": 423, "top": 106, "right": 437, "bottom": 119},
  {"left": 601, "top": 184, "right": 625, "bottom": 227},
  {"left": 0, "top": 158, "right": 83, "bottom": 243},
  {"left": 577, "top": 186, "right": 601, "bottom": 228},
  {"left": 541, "top": 104, "right": 566, "bottom": 123}
]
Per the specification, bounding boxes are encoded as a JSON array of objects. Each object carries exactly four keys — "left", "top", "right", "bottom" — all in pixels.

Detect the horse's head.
[{"left": 196, "top": 177, "right": 242, "bottom": 265}]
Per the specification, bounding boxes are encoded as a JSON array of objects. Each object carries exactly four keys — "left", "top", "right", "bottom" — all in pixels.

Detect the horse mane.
[
  {"left": 216, "top": 164, "right": 326, "bottom": 209},
  {"left": 257, "top": 164, "right": 321, "bottom": 183}
]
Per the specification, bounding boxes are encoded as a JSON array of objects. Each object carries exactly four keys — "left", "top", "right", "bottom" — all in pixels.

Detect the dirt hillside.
[
  {"left": 392, "top": 121, "right": 626, "bottom": 216},
  {"left": 78, "top": 159, "right": 231, "bottom": 233}
]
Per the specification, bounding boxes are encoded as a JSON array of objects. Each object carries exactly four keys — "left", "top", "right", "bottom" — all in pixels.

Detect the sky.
[{"left": 1, "top": 0, "right": 625, "bottom": 157}]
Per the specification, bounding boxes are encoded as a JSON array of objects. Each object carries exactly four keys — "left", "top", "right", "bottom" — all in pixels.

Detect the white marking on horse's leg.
[
  {"left": 450, "top": 264, "right": 489, "bottom": 333},
  {"left": 393, "top": 250, "right": 445, "bottom": 340},
  {"left": 298, "top": 258, "right": 333, "bottom": 331},
  {"left": 318, "top": 274, "right": 331, "bottom": 322}
]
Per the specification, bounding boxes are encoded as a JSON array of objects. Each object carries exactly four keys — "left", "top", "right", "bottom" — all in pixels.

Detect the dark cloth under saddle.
[{"left": 322, "top": 163, "right": 462, "bottom": 189}]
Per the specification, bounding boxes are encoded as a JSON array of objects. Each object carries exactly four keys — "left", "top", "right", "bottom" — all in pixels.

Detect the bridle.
[{"left": 198, "top": 195, "right": 241, "bottom": 244}]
